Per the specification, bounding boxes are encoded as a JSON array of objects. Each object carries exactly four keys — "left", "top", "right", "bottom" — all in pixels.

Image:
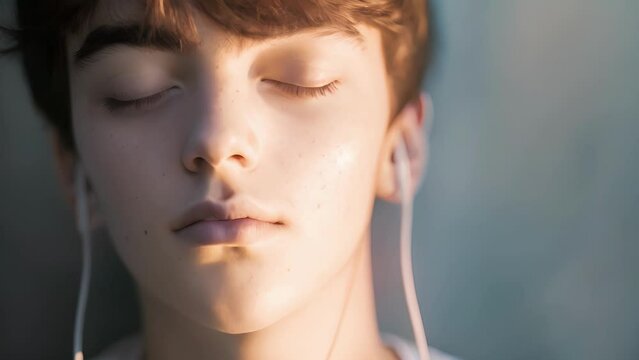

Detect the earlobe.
[
  {"left": 50, "top": 130, "right": 77, "bottom": 208},
  {"left": 375, "top": 139, "right": 399, "bottom": 202},
  {"left": 375, "top": 93, "right": 430, "bottom": 203},
  {"left": 49, "top": 131, "right": 105, "bottom": 230}
]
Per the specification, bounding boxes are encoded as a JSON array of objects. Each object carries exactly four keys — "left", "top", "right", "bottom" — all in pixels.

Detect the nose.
[{"left": 181, "top": 88, "right": 261, "bottom": 175}]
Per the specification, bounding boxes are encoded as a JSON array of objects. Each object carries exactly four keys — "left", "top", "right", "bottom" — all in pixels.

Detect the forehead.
[{"left": 66, "top": 0, "right": 370, "bottom": 57}]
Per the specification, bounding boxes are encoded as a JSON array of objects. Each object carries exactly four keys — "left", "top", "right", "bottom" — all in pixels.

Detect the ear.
[
  {"left": 49, "top": 131, "right": 105, "bottom": 230},
  {"left": 375, "top": 92, "right": 430, "bottom": 203}
]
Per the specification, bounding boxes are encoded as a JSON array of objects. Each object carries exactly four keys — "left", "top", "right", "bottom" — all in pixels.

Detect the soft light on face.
[{"left": 67, "top": 3, "right": 393, "bottom": 334}]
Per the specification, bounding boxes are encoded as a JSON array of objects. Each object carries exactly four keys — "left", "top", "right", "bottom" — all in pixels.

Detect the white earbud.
[
  {"left": 73, "top": 164, "right": 92, "bottom": 360},
  {"left": 394, "top": 136, "right": 430, "bottom": 360}
]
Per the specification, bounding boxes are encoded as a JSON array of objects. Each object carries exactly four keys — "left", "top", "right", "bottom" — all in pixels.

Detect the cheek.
[
  {"left": 279, "top": 125, "right": 384, "bottom": 287},
  {"left": 73, "top": 113, "right": 196, "bottom": 315},
  {"left": 72, "top": 104, "right": 181, "bottom": 258}
]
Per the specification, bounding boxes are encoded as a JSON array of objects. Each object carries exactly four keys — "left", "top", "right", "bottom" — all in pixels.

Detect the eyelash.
[
  {"left": 264, "top": 79, "right": 340, "bottom": 98},
  {"left": 103, "top": 80, "right": 338, "bottom": 112},
  {"left": 104, "top": 87, "right": 176, "bottom": 112}
]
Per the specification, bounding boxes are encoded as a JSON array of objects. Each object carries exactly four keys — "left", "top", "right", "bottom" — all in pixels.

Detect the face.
[{"left": 66, "top": 2, "right": 395, "bottom": 333}]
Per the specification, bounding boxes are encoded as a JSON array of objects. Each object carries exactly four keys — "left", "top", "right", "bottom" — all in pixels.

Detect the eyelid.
[
  {"left": 104, "top": 86, "right": 180, "bottom": 112},
  {"left": 262, "top": 79, "right": 339, "bottom": 98}
]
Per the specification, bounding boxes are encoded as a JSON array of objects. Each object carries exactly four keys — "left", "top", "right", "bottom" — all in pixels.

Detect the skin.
[{"left": 53, "top": 1, "right": 429, "bottom": 359}]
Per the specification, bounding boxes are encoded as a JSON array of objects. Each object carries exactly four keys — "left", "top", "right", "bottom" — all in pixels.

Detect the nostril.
[{"left": 230, "top": 154, "right": 247, "bottom": 165}]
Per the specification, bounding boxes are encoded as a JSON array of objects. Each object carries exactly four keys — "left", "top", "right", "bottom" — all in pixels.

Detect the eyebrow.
[
  {"left": 73, "top": 23, "right": 365, "bottom": 69},
  {"left": 73, "top": 24, "right": 194, "bottom": 68}
]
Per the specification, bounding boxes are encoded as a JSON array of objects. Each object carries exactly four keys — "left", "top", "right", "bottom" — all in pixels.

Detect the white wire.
[
  {"left": 395, "top": 136, "right": 430, "bottom": 360},
  {"left": 73, "top": 164, "right": 92, "bottom": 360},
  {"left": 68, "top": 106, "right": 432, "bottom": 360}
]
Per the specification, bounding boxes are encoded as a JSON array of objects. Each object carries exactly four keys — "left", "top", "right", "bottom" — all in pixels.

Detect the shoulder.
[
  {"left": 381, "top": 332, "right": 462, "bottom": 360},
  {"left": 88, "top": 333, "right": 143, "bottom": 360}
]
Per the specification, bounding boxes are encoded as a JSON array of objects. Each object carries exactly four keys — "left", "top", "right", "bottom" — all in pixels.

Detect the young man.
[{"left": 5, "top": 0, "right": 457, "bottom": 359}]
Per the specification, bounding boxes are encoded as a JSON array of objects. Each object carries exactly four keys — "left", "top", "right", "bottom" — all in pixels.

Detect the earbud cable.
[
  {"left": 70, "top": 137, "right": 429, "bottom": 360},
  {"left": 73, "top": 165, "right": 92, "bottom": 360},
  {"left": 396, "top": 138, "right": 430, "bottom": 360}
]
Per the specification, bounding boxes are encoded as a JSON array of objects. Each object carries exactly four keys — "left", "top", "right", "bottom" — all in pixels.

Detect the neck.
[{"left": 137, "top": 230, "right": 398, "bottom": 360}]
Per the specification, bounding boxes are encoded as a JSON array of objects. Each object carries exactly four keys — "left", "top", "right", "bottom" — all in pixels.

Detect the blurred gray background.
[{"left": 1, "top": 1, "right": 638, "bottom": 359}]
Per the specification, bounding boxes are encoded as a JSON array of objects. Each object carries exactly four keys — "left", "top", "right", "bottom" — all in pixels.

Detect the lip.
[
  {"left": 175, "top": 217, "right": 281, "bottom": 246},
  {"left": 171, "top": 198, "right": 284, "bottom": 246}
]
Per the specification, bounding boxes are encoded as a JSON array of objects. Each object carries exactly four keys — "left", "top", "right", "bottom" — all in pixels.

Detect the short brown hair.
[{"left": 3, "top": 0, "right": 433, "bottom": 152}]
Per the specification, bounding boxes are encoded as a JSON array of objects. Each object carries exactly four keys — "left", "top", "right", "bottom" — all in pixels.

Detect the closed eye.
[
  {"left": 262, "top": 79, "right": 339, "bottom": 98},
  {"left": 104, "top": 86, "right": 180, "bottom": 113}
]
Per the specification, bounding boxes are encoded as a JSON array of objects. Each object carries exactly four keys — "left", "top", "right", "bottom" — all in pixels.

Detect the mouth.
[
  {"left": 174, "top": 217, "right": 282, "bottom": 246},
  {"left": 171, "top": 198, "right": 284, "bottom": 246}
]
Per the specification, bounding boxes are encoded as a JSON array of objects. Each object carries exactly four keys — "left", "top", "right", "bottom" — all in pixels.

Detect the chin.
[
  {"left": 198, "top": 283, "right": 301, "bottom": 334},
  {"left": 204, "top": 298, "right": 287, "bottom": 334}
]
